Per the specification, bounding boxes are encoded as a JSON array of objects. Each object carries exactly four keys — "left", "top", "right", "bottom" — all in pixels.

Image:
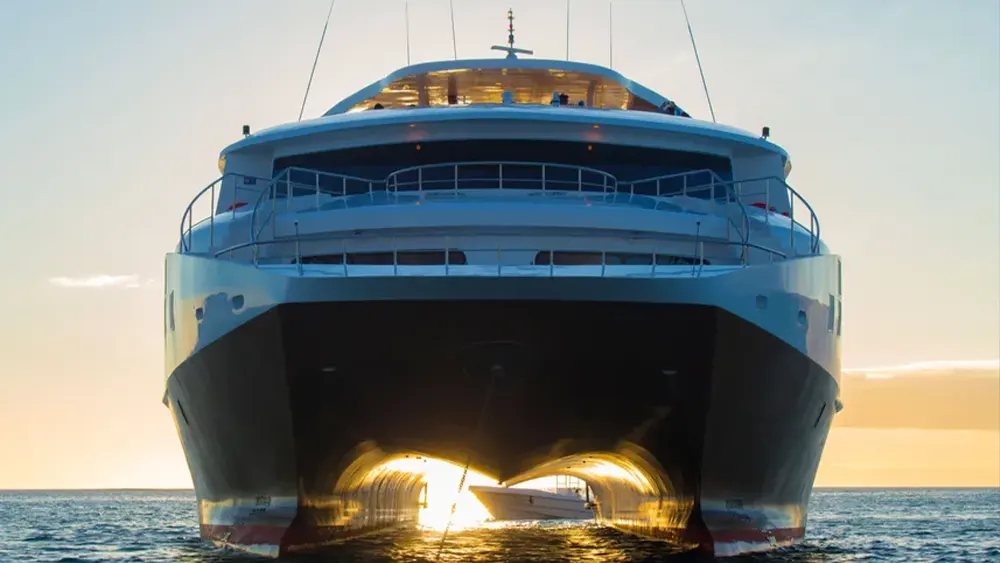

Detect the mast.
[{"left": 491, "top": 9, "right": 533, "bottom": 59}]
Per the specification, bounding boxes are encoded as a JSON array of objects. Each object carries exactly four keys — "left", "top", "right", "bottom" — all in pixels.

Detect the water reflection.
[{"left": 166, "top": 520, "right": 846, "bottom": 563}]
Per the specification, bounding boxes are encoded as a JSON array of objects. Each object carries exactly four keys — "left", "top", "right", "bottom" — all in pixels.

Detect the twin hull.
[{"left": 163, "top": 254, "right": 841, "bottom": 557}]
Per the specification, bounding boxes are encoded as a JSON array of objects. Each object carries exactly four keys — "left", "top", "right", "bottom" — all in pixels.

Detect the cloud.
[
  {"left": 836, "top": 360, "right": 999, "bottom": 431},
  {"left": 48, "top": 274, "right": 155, "bottom": 289},
  {"left": 844, "top": 359, "right": 1000, "bottom": 379}
]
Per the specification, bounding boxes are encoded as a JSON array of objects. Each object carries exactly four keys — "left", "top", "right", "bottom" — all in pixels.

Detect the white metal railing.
[
  {"left": 213, "top": 232, "right": 788, "bottom": 279},
  {"left": 181, "top": 162, "right": 819, "bottom": 266},
  {"left": 712, "top": 175, "right": 821, "bottom": 254},
  {"left": 386, "top": 161, "right": 618, "bottom": 194},
  {"left": 179, "top": 173, "right": 270, "bottom": 252}
]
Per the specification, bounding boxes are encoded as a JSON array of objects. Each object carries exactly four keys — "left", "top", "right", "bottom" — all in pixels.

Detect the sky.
[{"left": 0, "top": 0, "right": 997, "bottom": 489}]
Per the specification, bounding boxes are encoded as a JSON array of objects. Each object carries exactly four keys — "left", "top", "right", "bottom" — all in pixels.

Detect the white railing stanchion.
[
  {"left": 294, "top": 221, "right": 302, "bottom": 276},
  {"left": 315, "top": 172, "right": 321, "bottom": 211},
  {"left": 498, "top": 163, "right": 503, "bottom": 189},
  {"left": 341, "top": 238, "right": 348, "bottom": 277},
  {"left": 209, "top": 183, "right": 216, "bottom": 251},
  {"left": 392, "top": 236, "right": 398, "bottom": 276},
  {"left": 789, "top": 193, "right": 795, "bottom": 253},
  {"left": 418, "top": 167, "right": 423, "bottom": 192},
  {"left": 496, "top": 247, "right": 502, "bottom": 277},
  {"left": 549, "top": 250, "right": 554, "bottom": 278},
  {"left": 577, "top": 168, "right": 582, "bottom": 192},
  {"left": 541, "top": 164, "right": 546, "bottom": 191},
  {"left": 601, "top": 251, "right": 607, "bottom": 277},
  {"left": 342, "top": 176, "right": 347, "bottom": 197},
  {"left": 445, "top": 236, "right": 450, "bottom": 276},
  {"left": 454, "top": 164, "right": 459, "bottom": 192}
]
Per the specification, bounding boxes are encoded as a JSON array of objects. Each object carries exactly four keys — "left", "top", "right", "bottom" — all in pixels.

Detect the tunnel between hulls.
[
  {"left": 285, "top": 443, "right": 702, "bottom": 554},
  {"left": 279, "top": 299, "right": 716, "bottom": 551}
]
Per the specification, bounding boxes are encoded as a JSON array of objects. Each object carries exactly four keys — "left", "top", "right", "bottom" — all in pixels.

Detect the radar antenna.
[{"left": 491, "top": 9, "right": 533, "bottom": 59}]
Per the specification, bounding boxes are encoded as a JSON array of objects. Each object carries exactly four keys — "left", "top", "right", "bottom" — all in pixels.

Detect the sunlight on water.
[{"left": 374, "top": 456, "right": 496, "bottom": 532}]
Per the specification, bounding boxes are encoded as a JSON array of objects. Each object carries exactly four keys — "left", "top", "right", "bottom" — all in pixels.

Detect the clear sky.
[{"left": 0, "top": 0, "right": 997, "bottom": 489}]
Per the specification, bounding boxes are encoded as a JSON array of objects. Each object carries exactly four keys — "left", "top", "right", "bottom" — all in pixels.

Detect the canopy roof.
[{"left": 323, "top": 57, "right": 688, "bottom": 116}]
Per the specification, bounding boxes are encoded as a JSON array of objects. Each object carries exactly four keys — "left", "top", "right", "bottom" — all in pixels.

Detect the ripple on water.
[{"left": 0, "top": 489, "right": 997, "bottom": 562}]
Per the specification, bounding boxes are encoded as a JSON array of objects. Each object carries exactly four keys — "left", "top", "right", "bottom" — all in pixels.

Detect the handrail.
[
  {"left": 179, "top": 173, "right": 270, "bottom": 252},
  {"left": 181, "top": 164, "right": 820, "bottom": 266},
  {"left": 624, "top": 168, "right": 750, "bottom": 253},
  {"left": 699, "top": 175, "right": 821, "bottom": 254},
  {"left": 385, "top": 161, "right": 618, "bottom": 194},
  {"left": 212, "top": 234, "right": 789, "bottom": 278}
]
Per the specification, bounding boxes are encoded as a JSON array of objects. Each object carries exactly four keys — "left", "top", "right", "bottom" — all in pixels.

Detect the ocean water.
[{"left": 0, "top": 489, "right": 997, "bottom": 562}]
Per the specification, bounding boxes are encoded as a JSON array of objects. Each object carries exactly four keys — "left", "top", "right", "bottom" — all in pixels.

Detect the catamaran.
[{"left": 163, "top": 6, "right": 842, "bottom": 558}]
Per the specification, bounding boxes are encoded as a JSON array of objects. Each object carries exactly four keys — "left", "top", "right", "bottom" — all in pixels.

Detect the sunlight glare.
[{"left": 375, "top": 456, "right": 496, "bottom": 532}]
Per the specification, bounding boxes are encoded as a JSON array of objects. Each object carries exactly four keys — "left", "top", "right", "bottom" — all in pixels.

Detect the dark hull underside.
[{"left": 166, "top": 300, "right": 838, "bottom": 557}]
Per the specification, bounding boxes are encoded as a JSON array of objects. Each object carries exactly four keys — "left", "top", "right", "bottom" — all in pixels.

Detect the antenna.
[
  {"left": 491, "top": 9, "right": 533, "bottom": 59},
  {"left": 405, "top": 0, "right": 411, "bottom": 65},
  {"left": 679, "top": 0, "right": 717, "bottom": 122},
  {"left": 608, "top": 1, "right": 613, "bottom": 69},
  {"left": 448, "top": 0, "right": 458, "bottom": 59},
  {"left": 298, "top": 0, "right": 337, "bottom": 122},
  {"left": 566, "top": 0, "right": 571, "bottom": 60}
]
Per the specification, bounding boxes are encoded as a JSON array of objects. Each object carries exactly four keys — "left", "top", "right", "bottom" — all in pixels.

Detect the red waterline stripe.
[{"left": 711, "top": 525, "right": 805, "bottom": 545}]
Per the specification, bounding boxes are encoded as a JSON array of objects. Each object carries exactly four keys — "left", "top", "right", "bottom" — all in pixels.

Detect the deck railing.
[
  {"left": 179, "top": 173, "right": 270, "bottom": 252},
  {"left": 181, "top": 162, "right": 819, "bottom": 264},
  {"left": 212, "top": 233, "right": 788, "bottom": 279}
]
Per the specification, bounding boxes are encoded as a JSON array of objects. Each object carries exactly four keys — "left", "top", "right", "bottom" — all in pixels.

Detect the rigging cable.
[
  {"left": 405, "top": 0, "right": 411, "bottom": 65},
  {"left": 609, "top": 1, "right": 613, "bottom": 69},
  {"left": 297, "top": 0, "right": 337, "bottom": 121},
  {"left": 679, "top": 0, "right": 716, "bottom": 122},
  {"left": 448, "top": 0, "right": 458, "bottom": 59},
  {"left": 566, "top": 0, "right": 571, "bottom": 60},
  {"left": 434, "top": 364, "right": 499, "bottom": 561}
]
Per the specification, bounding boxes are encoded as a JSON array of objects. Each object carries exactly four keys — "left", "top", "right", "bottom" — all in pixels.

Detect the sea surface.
[{"left": 0, "top": 489, "right": 997, "bottom": 563}]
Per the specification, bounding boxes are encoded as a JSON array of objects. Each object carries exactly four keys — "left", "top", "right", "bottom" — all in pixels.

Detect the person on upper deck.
[{"left": 558, "top": 93, "right": 570, "bottom": 106}]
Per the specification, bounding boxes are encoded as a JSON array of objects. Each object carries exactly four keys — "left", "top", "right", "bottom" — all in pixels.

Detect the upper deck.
[{"left": 220, "top": 57, "right": 788, "bottom": 169}]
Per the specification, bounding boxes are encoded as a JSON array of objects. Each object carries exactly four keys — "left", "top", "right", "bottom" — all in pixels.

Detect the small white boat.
[{"left": 470, "top": 484, "right": 595, "bottom": 521}]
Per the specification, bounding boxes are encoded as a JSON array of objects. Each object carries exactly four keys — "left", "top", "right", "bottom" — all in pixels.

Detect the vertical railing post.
[
  {"left": 342, "top": 176, "right": 347, "bottom": 197},
  {"left": 652, "top": 250, "right": 658, "bottom": 278},
  {"left": 682, "top": 174, "right": 687, "bottom": 197},
  {"left": 341, "top": 238, "right": 348, "bottom": 277},
  {"left": 418, "top": 167, "right": 423, "bottom": 192},
  {"left": 187, "top": 210, "right": 193, "bottom": 252},
  {"left": 271, "top": 181, "right": 277, "bottom": 239},
  {"left": 392, "top": 236, "right": 398, "bottom": 276},
  {"left": 286, "top": 174, "right": 292, "bottom": 211},
  {"left": 577, "top": 168, "right": 582, "bottom": 191},
  {"left": 454, "top": 164, "right": 459, "bottom": 192},
  {"left": 209, "top": 183, "right": 216, "bottom": 251},
  {"left": 294, "top": 221, "right": 302, "bottom": 276},
  {"left": 498, "top": 163, "right": 503, "bottom": 190},
  {"left": 315, "top": 172, "right": 321, "bottom": 211},
  {"left": 765, "top": 179, "right": 771, "bottom": 226},
  {"left": 496, "top": 247, "right": 502, "bottom": 277},
  {"left": 601, "top": 251, "right": 607, "bottom": 277},
  {"left": 789, "top": 190, "right": 795, "bottom": 253},
  {"left": 541, "top": 164, "right": 546, "bottom": 192},
  {"left": 445, "top": 236, "right": 450, "bottom": 276}
]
